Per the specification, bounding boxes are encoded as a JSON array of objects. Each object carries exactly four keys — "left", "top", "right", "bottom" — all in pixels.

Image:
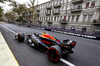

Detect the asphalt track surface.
[{"left": 0, "top": 23, "right": 100, "bottom": 66}]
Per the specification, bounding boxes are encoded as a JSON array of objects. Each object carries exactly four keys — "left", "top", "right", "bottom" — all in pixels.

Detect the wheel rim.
[{"left": 47, "top": 48, "right": 59, "bottom": 62}]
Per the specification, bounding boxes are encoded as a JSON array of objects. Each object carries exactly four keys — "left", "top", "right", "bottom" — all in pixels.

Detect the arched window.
[
  {"left": 71, "top": 26, "right": 75, "bottom": 30},
  {"left": 82, "top": 28, "right": 87, "bottom": 32},
  {"left": 86, "top": 2, "right": 90, "bottom": 7},
  {"left": 91, "top": 1, "right": 95, "bottom": 7}
]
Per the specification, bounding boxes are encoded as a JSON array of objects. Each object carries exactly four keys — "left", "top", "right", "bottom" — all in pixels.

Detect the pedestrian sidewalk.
[{"left": 0, "top": 32, "right": 19, "bottom": 66}]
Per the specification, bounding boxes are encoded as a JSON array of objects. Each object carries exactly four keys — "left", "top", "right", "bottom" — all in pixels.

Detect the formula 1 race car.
[{"left": 15, "top": 32, "right": 76, "bottom": 62}]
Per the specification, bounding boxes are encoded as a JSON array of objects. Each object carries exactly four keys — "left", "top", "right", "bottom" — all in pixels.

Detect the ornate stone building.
[{"left": 36, "top": 0, "right": 100, "bottom": 32}]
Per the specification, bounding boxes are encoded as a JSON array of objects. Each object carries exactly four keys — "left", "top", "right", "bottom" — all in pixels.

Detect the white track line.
[
  {"left": 0, "top": 25, "right": 18, "bottom": 35},
  {"left": 0, "top": 24, "right": 75, "bottom": 66},
  {"left": 60, "top": 58, "right": 75, "bottom": 66}
]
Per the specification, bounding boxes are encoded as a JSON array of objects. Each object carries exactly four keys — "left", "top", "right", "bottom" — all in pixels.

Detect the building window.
[
  {"left": 88, "top": 14, "right": 93, "bottom": 22},
  {"left": 61, "top": 0, "right": 63, "bottom": 4},
  {"left": 46, "top": 17, "right": 47, "bottom": 21},
  {"left": 63, "top": 16, "right": 66, "bottom": 21},
  {"left": 66, "top": 6, "right": 68, "bottom": 11},
  {"left": 82, "top": 28, "right": 87, "bottom": 32},
  {"left": 42, "top": 17, "right": 43, "bottom": 21},
  {"left": 61, "top": 25, "right": 65, "bottom": 29},
  {"left": 78, "top": 4, "right": 82, "bottom": 9},
  {"left": 51, "top": 17, "right": 53, "bottom": 21},
  {"left": 83, "top": 15, "right": 87, "bottom": 22},
  {"left": 48, "top": 24, "right": 51, "bottom": 27},
  {"left": 49, "top": 17, "right": 50, "bottom": 21},
  {"left": 91, "top": 1, "right": 95, "bottom": 7},
  {"left": 57, "top": 16, "right": 59, "bottom": 21},
  {"left": 60, "top": 16, "right": 62, "bottom": 20},
  {"left": 40, "top": 17, "right": 41, "bottom": 21},
  {"left": 68, "top": 16, "right": 70, "bottom": 22},
  {"left": 71, "top": 26, "right": 75, "bottom": 30},
  {"left": 54, "top": 17, "right": 56, "bottom": 21},
  {"left": 64, "top": 0, "right": 66, "bottom": 3},
  {"left": 72, "top": 15, "right": 75, "bottom": 22},
  {"left": 60, "top": 7, "right": 63, "bottom": 12},
  {"left": 86, "top": 2, "right": 90, "bottom": 7},
  {"left": 63, "top": 6, "right": 66, "bottom": 11},
  {"left": 76, "top": 15, "right": 80, "bottom": 22}
]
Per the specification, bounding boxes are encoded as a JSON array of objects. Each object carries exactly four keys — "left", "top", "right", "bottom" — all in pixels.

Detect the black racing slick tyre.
[
  {"left": 18, "top": 33, "right": 24, "bottom": 42},
  {"left": 47, "top": 45, "right": 62, "bottom": 62}
]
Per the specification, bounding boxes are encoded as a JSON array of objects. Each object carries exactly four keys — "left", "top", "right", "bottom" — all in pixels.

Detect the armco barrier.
[{"left": 10, "top": 22, "right": 100, "bottom": 39}]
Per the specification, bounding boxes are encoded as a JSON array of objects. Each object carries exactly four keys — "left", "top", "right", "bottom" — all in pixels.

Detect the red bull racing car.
[{"left": 15, "top": 32, "right": 76, "bottom": 62}]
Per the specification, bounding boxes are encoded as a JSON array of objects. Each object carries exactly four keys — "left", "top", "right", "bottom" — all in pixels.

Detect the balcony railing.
[
  {"left": 46, "top": 20, "right": 53, "bottom": 23},
  {"left": 96, "top": 6, "right": 100, "bottom": 9},
  {"left": 36, "top": 9, "right": 40, "bottom": 12},
  {"left": 37, "top": 20, "right": 42, "bottom": 23},
  {"left": 37, "top": 13, "right": 40, "bottom": 16},
  {"left": 72, "top": 0, "right": 83, "bottom": 4},
  {"left": 45, "top": 12, "right": 51, "bottom": 15},
  {"left": 54, "top": 3, "right": 61, "bottom": 8},
  {"left": 59, "top": 20, "right": 68, "bottom": 24},
  {"left": 46, "top": 6, "right": 52, "bottom": 9},
  {"left": 53, "top": 10, "right": 60, "bottom": 14},
  {"left": 93, "top": 20, "right": 100, "bottom": 25},
  {"left": 70, "top": 6, "right": 82, "bottom": 12}
]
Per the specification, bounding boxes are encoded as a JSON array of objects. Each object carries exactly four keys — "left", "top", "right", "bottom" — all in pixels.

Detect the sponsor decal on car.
[{"left": 42, "top": 40, "right": 50, "bottom": 44}]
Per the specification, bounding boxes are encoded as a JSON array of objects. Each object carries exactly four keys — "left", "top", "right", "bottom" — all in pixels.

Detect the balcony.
[
  {"left": 72, "top": 0, "right": 83, "bottom": 4},
  {"left": 96, "top": 6, "right": 100, "bottom": 9},
  {"left": 37, "top": 13, "right": 40, "bottom": 16},
  {"left": 59, "top": 20, "right": 68, "bottom": 24},
  {"left": 93, "top": 20, "right": 100, "bottom": 25},
  {"left": 36, "top": 9, "right": 40, "bottom": 12},
  {"left": 45, "top": 12, "right": 51, "bottom": 15},
  {"left": 71, "top": 8, "right": 82, "bottom": 12},
  {"left": 46, "top": 20, "right": 53, "bottom": 24},
  {"left": 53, "top": 10, "right": 60, "bottom": 15},
  {"left": 70, "top": 6, "right": 82, "bottom": 12},
  {"left": 37, "top": 20, "right": 42, "bottom": 23},
  {"left": 46, "top": 6, "right": 52, "bottom": 9},
  {"left": 54, "top": 3, "right": 61, "bottom": 8}
]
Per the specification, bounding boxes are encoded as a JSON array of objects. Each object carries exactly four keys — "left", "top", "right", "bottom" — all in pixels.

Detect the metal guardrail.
[{"left": 11, "top": 22, "right": 100, "bottom": 37}]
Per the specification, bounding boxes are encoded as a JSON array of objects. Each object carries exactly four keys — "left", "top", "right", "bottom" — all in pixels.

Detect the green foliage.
[
  {"left": 0, "top": 7, "right": 3, "bottom": 20},
  {"left": 0, "top": 0, "right": 12, "bottom": 3},
  {"left": 27, "top": 0, "right": 38, "bottom": 23},
  {"left": 4, "top": 11, "right": 16, "bottom": 22},
  {"left": 9, "top": 1, "right": 27, "bottom": 16},
  {"left": 16, "top": 16, "right": 25, "bottom": 22},
  {"left": 4, "top": 0, "right": 38, "bottom": 23}
]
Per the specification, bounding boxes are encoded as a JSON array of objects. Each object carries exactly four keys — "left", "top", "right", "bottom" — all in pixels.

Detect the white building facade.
[{"left": 36, "top": 0, "right": 100, "bottom": 32}]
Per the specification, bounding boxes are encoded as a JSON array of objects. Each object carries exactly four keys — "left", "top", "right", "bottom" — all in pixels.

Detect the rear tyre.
[
  {"left": 18, "top": 33, "right": 24, "bottom": 42},
  {"left": 47, "top": 45, "right": 62, "bottom": 62}
]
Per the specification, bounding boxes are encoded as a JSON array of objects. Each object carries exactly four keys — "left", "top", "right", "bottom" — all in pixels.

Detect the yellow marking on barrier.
[{"left": 0, "top": 21, "right": 5, "bottom": 23}]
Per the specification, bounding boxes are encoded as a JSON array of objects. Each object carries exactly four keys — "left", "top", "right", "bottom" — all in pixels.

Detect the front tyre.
[
  {"left": 47, "top": 45, "right": 62, "bottom": 62},
  {"left": 18, "top": 33, "right": 24, "bottom": 42}
]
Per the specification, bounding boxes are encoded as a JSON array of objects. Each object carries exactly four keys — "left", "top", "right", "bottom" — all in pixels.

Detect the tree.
[
  {"left": 0, "top": 6, "right": 3, "bottom": 21},
  {"left": 9, "top": 1, "right": 28, "bottom": 23},
  {"left": 0, "top": 0, "right": 11, "bottom": 3},
  {"left": 9, "top": 0, "right": 19, "bottom": 14},
  {"left": 4, "top": 11, "right": 16, "bottom": 23},
  {"left": 27, "top": 0, "right": 39, "bottom": 24},
  {"left": 0, "top": 0, "right": 12, "bottom": 21}
]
